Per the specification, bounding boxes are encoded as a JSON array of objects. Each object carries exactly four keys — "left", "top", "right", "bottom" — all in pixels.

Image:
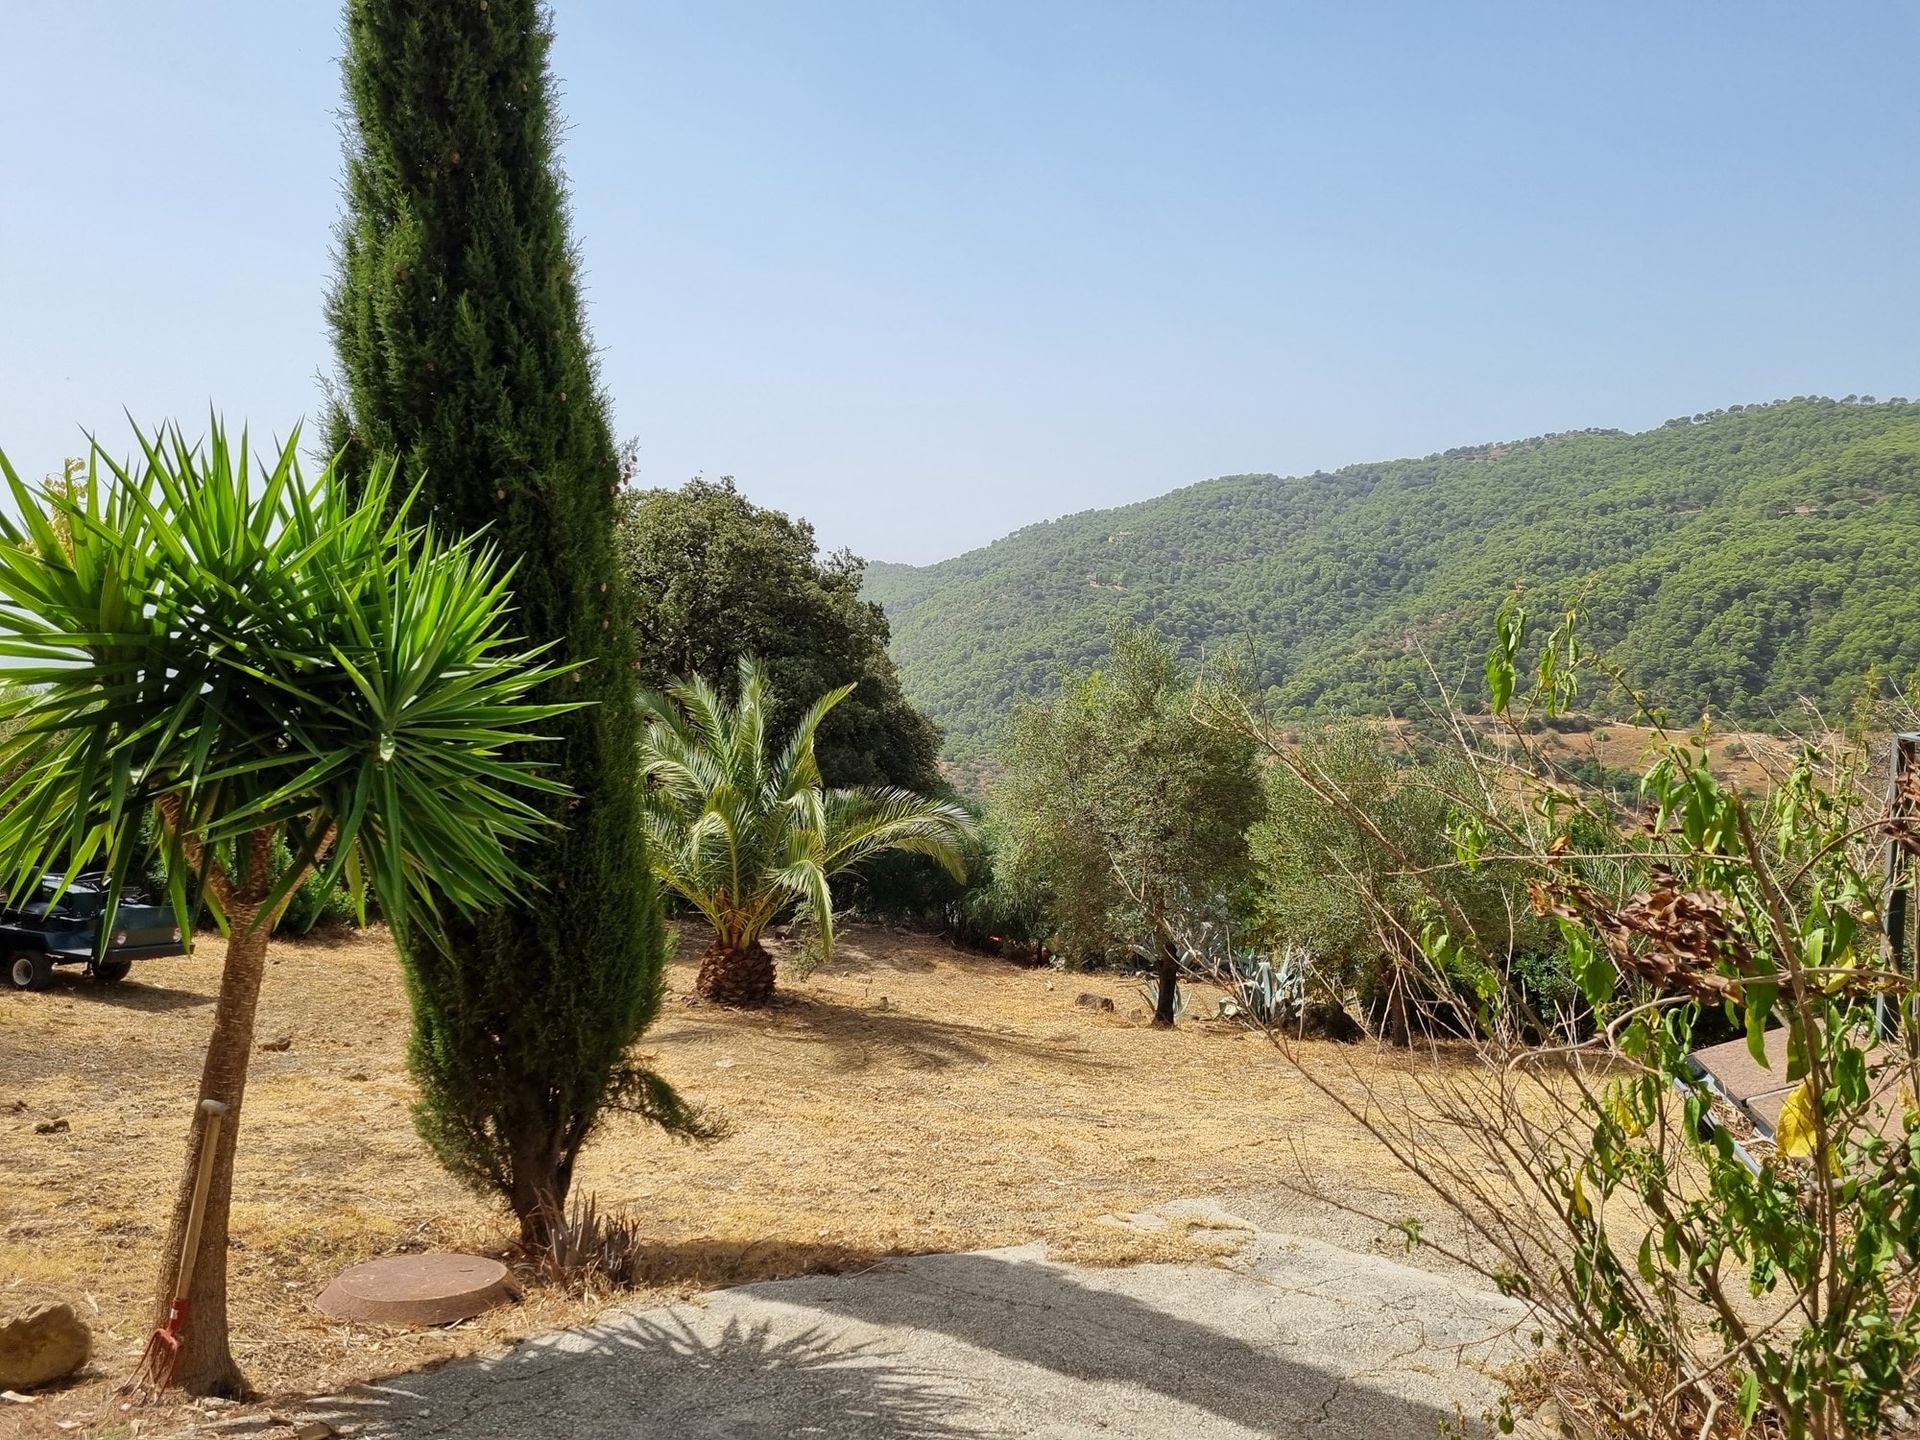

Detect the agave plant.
[
  {"left": 0, "top": 422, "right": 570, "bottom": 1394},
  {"left": 639, "top": 659, "right": 973, "bottom": 1006}
]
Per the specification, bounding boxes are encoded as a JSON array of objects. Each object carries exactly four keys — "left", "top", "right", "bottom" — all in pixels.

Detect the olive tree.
[{"left": 996, "top": 624, "right": 1262, "bottom": 1025}]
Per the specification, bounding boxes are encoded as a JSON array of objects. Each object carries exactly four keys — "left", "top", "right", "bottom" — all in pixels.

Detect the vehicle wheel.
[
  {"left": 92, "top": 958, "right": 133, "bottom": 984},
  {"left": 8, "top": 951, "right": 53, "bottom": 992}
]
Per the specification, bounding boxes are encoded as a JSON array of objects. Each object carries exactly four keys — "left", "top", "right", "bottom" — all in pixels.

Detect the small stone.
[
  {"left": 345, "top": 1071, "right": 369, "bottom": 1082},
  {"left": 33, "top": 1119, "right": 68, "bottom": 1135},
  {"left": 295, "top": 1422, "right": 337, "bottom": 1439},
  {"left": 1074, "top": 993, "right": 1115, "bottom": 1013},
  {"left": 874, "top": 996, "right": 891, "bottom": 1012},
  {"left": 0, "top": 1303, "right": 91, "bottom": 1390},
  {"left": 258, "top": 1035, "right": 293, "bottom": 1053},
  {"left": 4, "top": 1099, "right": 24, "bottom": 1113}
]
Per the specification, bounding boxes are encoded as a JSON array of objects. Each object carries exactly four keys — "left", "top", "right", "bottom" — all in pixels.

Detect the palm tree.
[
  {"left": 0, "top": 423, "right": 571, "bottom": 1395},
  {"left": 639, "top": 660, "right": 973, "bottom": 1006}
]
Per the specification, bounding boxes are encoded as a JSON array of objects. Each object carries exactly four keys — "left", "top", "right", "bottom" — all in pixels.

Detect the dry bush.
[{"left": 534, "top": 1191, "right": 648, "bottom": 1295}]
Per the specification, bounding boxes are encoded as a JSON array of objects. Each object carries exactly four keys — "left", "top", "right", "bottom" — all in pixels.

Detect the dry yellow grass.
[{"left": 0, "top": 921, "right": 1435, "bottom": 1434}]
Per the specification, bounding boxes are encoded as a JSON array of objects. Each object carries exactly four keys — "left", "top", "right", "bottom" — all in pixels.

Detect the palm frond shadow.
[
  {"left": 309, "top": 1310, "right": 978, "bottom": 1440},
  {"left": 303, "top": 1247, "right": 1503, "bottom": 1438}
]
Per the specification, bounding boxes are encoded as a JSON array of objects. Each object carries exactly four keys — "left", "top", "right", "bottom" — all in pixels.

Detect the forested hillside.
[{"left": 866, "top": 398, "right": 1920, "bottom": 758}]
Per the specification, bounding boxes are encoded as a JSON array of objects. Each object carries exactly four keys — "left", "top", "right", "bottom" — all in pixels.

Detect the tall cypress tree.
[{"left": 328, "top": 0, "right": 691, "bottom": 1242}]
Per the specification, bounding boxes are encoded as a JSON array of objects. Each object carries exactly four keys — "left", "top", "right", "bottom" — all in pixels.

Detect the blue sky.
[{"left": 2, "top": 4, "right": 1915, "bottom": 563}]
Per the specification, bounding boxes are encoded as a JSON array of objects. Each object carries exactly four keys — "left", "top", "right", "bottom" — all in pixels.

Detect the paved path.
[{"left": 297, "top": 1204, "right": 1525, "bottom": 1440}]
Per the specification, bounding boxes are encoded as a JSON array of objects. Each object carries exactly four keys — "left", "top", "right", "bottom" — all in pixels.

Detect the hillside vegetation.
[{"left": 866, "top": 398, "right": 1920, "bottom": 758}]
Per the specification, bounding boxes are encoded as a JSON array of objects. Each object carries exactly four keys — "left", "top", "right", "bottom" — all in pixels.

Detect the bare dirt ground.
[
  {"left": 1, "top": 922, "right": 1455, "bottom": 1437},
  {"left": 1512, "top": 719, "right": 1793, "bottom": 791}
]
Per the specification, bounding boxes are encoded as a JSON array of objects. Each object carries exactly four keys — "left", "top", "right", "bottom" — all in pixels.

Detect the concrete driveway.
[{"left": 296, "top": 1207, "right": 1525, "bottom": 1440}]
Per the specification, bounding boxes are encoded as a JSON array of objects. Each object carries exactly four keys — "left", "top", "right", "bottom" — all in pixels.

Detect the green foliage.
[
  {"left": 0, "top": 421, "right": 569, "bottom": 1390},
  {"left": 268, "top": 838, "right": 362, "bottom": 933},
  {"left": 934, "top": 811, "right": 1054, "bottom": 953},
  {"left": 138, "top": 814, "right": 368, "bottom": 937},
  {"left": 1249, "top": 724, "right": 1552, "bottom": 1039},
  {"left": 618, "top": 477, "right": 942, "bottom": 794},
  {"left": 639, "top": 659, "right": 974, "bottom": 970},
  {"left": 328, "top": 0, "right": 675, "bottom": 1238},
  {"left": 1441, "top": 607, "right": 1920, "bottom": 1438},
  {"left": 0, "top": 425, "right": 567, "bottom": 940},
  {"left": 867, "top": 399, "right": 1920, "bottom": 758},
  {"left": 994, "top": 624, "right": 1263, "bottom": 969}
]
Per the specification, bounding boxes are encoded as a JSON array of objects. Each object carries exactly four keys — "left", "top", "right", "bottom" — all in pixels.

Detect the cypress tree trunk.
[{"left": 328, "top": 0, "right": 675, "bottom": 1245}]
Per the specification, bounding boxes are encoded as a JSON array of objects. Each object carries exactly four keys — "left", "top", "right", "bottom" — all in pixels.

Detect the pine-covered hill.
[{"left": 866, "top": 398, "right": 1920, "bottom": 760}]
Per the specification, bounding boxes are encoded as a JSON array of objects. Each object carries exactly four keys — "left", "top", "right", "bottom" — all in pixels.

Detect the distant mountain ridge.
[{"left": 864, "top": 398, "right": 1920, "bottom": 759}]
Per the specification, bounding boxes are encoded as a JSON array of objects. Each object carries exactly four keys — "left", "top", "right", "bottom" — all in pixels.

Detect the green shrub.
[
  {"left": 267, "top": 839, "right": 361, "bottom": 933},
  {"left": 1248, "top": 723, "right": 1552, "bottom": 1043},
  {"left": 138, "top": 815, "right": 364, "bottom": 935}
]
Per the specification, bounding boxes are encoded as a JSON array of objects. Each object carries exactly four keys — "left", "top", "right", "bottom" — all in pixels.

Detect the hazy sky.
[{"left": 3, "top": 4, "right": 1916, "bottom": 564}]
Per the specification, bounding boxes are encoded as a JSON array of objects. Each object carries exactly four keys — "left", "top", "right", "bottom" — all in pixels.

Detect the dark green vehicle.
[{"left": 3, "top": 874, "right": 186, "bottom": 990}]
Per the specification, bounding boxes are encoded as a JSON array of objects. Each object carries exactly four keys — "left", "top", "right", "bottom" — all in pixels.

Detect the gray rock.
[
  {"left": 1074, "top": 992, "right": 1115, "bottom": 1012},
  {"left": 0, "top": 1302, "right": 90, "bottom": 1390}
]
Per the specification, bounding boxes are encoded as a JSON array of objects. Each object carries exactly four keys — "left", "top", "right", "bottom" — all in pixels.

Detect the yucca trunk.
[
  {"left": 148, "top": 825, "right": 280, "bottom": 1395},
  {"left": 696, "top": 937, "right": 776, "bottom": 1008},
  {"left": 150, "top": 903, "right": 275, "bottom": 1390}
]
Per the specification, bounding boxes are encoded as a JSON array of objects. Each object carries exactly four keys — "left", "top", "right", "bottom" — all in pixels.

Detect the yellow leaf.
[
  {"left": 1820, "top": 945, "right": 1858, "bottom": 996},
  {"left": 1775, "top": 1080, "right": 1818, "bottom": 1159},
  {"left": 1571, "top": 1166, "right": 1593, "bottom": 1223},
  {"left": 1604, "top": 1081, "right": 1646, "bottom": 1138}
]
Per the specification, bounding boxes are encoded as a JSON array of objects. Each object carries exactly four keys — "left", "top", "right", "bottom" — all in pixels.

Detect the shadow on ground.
[
  {"left": 789, "top": 1250, "right": 1486, "bottom": 1437},
  {"left": 655, "top": 990, "right": 1115, "bottom": 1077},
  {"left": 313, "top": 1311, "right": 977, "bottom": 1440},
  {"left": 307, "top": 1244, "right": 1501, "bottom": 1438},
  {"left": 10, "top": 972, "right": 212, "bottom": 1012},
  {"left": 621, "top": 1237, "right": 922, "bottom": 1292}
]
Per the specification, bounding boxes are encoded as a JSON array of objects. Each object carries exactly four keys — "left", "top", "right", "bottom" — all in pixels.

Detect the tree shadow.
[
  {"left": 306, "top": 1311, "right": 979, "bottom": 1440},
  {"left": 13, "top": 969, "right": 211, "bottom": 1012},
  {"left": 780, "top": 1249, "right": 1505, "bottom": 1437},
  {"left": 657, "top": 991, "right": 1116, "bottom": 1076},
  {"left": 620, "top": 1236, "right": 928, "bottom": 1293},
  {"left": 307, "top": 1246, "right": 1505, "bottom": 1438}
]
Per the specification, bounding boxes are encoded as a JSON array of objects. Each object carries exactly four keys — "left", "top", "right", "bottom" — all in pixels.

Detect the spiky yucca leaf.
[{"left": 0, "top": 420, "right": 573, "bottom": 946}]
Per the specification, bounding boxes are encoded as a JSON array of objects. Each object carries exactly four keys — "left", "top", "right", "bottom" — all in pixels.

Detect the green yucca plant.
[
  {"left": 639, "top": 659, "right": 973, "bottom": 1006},
  {"left": 0, "top": 421, "right": 572, "bottom": 1395}
]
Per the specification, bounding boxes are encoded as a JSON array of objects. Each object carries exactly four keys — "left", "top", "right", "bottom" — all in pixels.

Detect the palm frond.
[{"left": 637, "top": 660, "right": 973, "bottom": 964}]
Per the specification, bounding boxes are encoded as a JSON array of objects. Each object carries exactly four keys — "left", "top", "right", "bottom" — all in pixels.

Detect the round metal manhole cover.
[{"left": 316, "top": 1252, "right": 518, "bottom": 1327}]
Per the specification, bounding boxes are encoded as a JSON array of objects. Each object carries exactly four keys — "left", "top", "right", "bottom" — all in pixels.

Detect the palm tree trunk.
[
  {"left": 696, "top": 937, "right": 776, "bottom": 1007},
  {"left": 149, "top": 903, "right": 268, "bottom": 1396}
]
